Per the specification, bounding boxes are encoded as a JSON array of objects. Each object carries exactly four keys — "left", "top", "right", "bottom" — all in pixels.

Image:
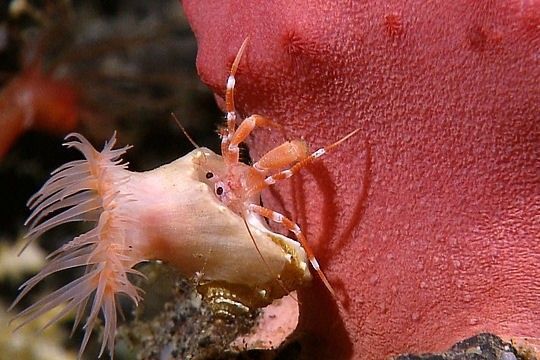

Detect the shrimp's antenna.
[
  {"left": 171, "top": 112, "right": 199, "bottom": 149},
  {"left": 242, "top": 217, "right": 299, "bottom": 304}
]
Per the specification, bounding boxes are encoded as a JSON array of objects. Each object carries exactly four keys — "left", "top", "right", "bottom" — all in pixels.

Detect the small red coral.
[{"left": 0, "top": 67, "right": 79, "bottom": 158}]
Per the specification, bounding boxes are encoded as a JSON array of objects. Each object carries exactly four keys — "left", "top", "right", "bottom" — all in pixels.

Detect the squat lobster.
[{"left": 203, "top": 38, "right": 360, "bottom": 298}]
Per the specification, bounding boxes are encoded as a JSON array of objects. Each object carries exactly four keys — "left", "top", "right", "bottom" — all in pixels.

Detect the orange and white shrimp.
[
  {"left": 199, "top": 38, "right": 360, "bottom": 298},
  {"left": 10, "top": 39, "right": 357, "bottom": 358}
]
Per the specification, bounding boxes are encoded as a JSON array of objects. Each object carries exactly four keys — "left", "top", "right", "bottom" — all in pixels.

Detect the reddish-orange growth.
[
  {"left": 384, "top": 14, "right": 404, "bottom": 38},
  {"left": 0, "top": 66, "right": 79, "bottom": 158}
]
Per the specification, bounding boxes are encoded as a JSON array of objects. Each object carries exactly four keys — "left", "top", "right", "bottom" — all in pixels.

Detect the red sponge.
[{"left": 183, "top": 1, "right": 540, "bottom": 358}]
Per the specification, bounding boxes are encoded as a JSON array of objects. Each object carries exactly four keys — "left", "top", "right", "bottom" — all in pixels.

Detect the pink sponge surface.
[{"left": 183, "top": 1, "right": 540, "bottom": 358}]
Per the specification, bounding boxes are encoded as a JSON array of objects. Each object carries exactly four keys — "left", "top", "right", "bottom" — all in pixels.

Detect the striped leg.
[
  {"left": 248, "top": 204, "right": 336, "bottom": 298},
  {"left": 222, "top": 38, "right": 249, "bottom": 161},
  {"left": 225, "top": 114, "right": 275, "bottom": 164},
  {"left": 263, "top": 128, "right": 361, "bottom": 187}
]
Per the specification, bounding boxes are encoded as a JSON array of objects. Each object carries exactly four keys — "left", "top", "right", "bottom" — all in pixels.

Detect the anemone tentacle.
[{"left": 10, "top": 133, "right": 144, "bottom": 359}]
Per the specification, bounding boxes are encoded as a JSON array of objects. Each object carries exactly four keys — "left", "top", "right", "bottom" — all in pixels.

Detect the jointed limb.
[
  {"left": 223, "top": 38, "right": 249, "bottom": 145},
  {"left": 263, "top": 128, "right": 361, "bottom": 186},
  {"left": 225, "top": 114, "right": 275, "bottom": 164},
  {"left": 248, "top": 204, "right": 336, "bottom": 298}
]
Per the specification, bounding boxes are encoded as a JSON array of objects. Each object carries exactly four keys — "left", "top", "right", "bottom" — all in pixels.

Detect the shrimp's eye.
[
  {"left": 216, "top": 186, "right": 224, "bottom": 196},
  {"left": 205, "top": 171, "right": 214, "bottom": 179}
]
